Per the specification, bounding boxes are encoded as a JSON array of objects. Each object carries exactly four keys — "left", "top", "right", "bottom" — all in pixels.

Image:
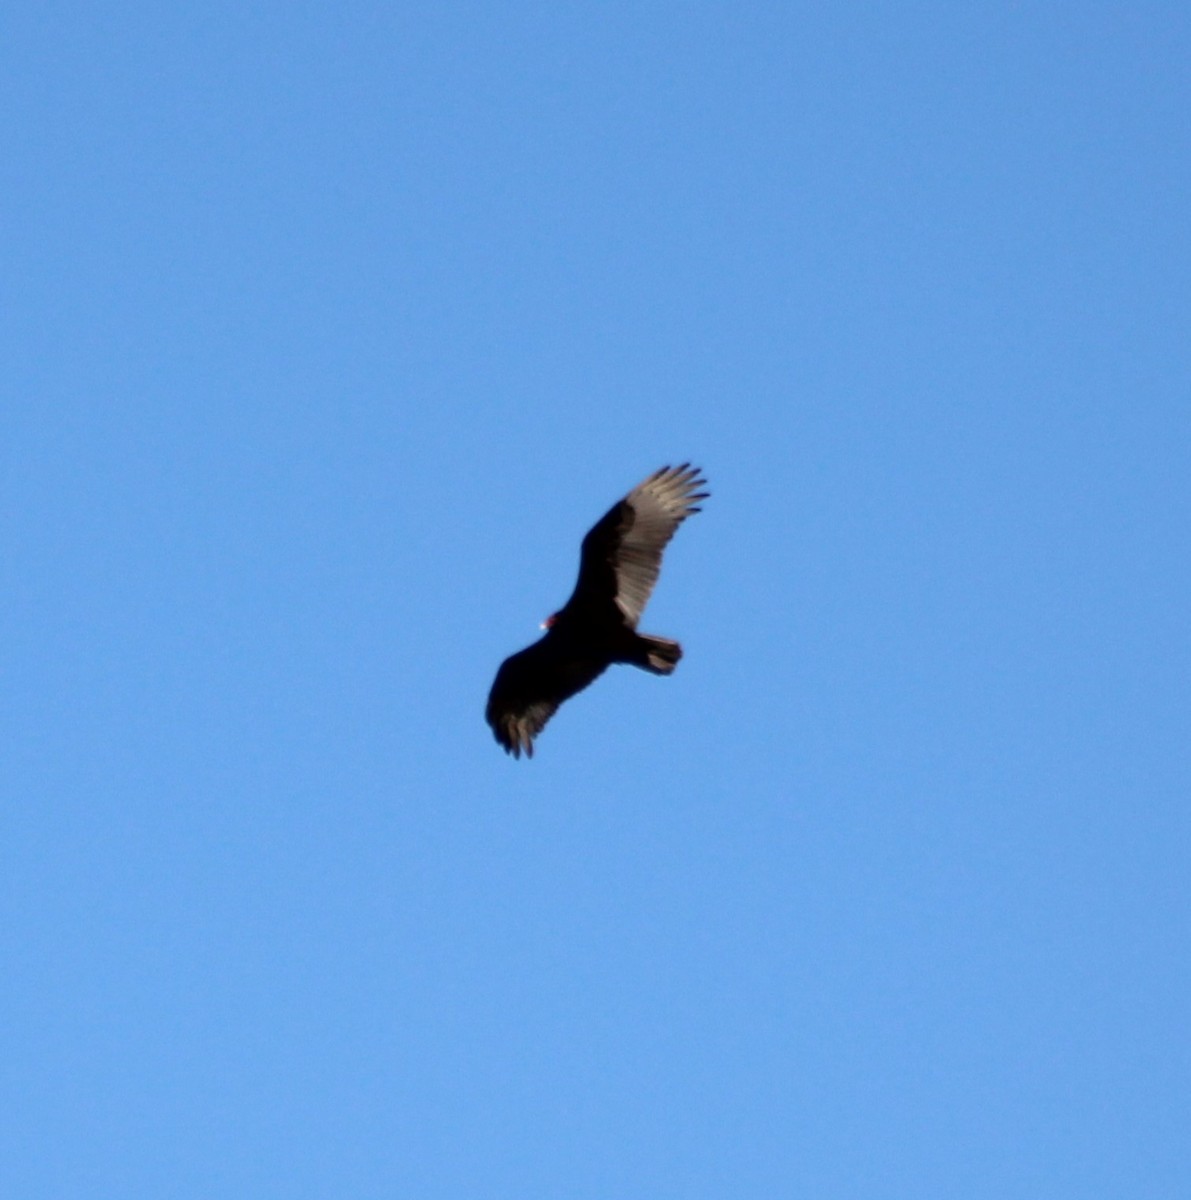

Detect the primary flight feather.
[{"left": 485, "top": 463, "right": 709, "bottom": 758}]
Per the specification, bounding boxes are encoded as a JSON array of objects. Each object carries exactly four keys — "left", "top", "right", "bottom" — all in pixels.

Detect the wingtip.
[{"left": 498, "top": 725, "right": 534, "bottom": 760}]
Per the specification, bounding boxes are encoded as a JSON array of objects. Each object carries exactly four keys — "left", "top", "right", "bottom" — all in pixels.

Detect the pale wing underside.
[{"left": 611, "top": 464, "right": 708, "bottom": 626}]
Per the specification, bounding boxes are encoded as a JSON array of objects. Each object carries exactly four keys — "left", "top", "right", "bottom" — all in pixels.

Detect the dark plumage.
[{"left": 485, "top": 464, "right": 709, "bottom": 758}]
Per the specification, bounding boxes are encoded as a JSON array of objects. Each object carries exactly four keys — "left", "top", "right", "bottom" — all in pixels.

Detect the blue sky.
[{"left": 3, "top": 3, "right": 1188, "bottom": 1196}]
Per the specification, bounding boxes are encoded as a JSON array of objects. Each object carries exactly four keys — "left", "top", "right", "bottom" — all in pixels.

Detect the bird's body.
[{"left": 485, "top": 464, "right": 708, "bottom": 758}]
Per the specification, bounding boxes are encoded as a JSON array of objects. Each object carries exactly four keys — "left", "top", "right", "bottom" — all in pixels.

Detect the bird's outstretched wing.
[
  {"left": 485, "top": 635, "right": 609, "bottom": 758},
  {"left": 569, "top": 464, "right": 708, "bottom": 627}
]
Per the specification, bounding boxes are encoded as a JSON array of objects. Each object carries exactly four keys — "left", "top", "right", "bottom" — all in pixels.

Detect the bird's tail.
[{"left": 635, "top": 634, "right": 682, "bottom": 675}]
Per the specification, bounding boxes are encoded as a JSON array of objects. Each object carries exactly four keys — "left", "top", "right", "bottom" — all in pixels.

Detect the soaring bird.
[{"left": 485, "top": 464, "right": 708, "bottom": 758}]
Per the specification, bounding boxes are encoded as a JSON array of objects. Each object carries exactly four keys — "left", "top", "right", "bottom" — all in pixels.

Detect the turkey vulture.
[{"left": 485, "top": 463, "right": 709, "bottom": 758}]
